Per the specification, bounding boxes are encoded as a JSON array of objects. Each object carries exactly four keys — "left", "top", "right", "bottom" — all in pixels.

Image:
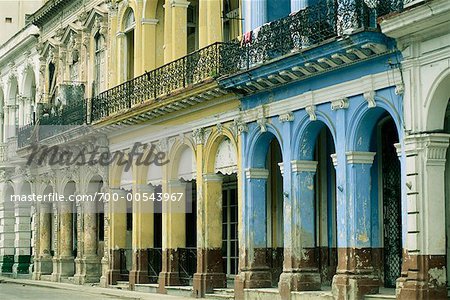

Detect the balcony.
[
  {"left": 16, "top": 0, "right": 404, "bottom": 150},
  {"left": 17, "top": 100, "right": 87, "bottom": 148},
  {"left": 90, "top": 42, "right": 240, "bottom": 123}
]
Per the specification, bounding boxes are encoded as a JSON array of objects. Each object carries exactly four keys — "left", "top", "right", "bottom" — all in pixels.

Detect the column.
[
  {"left": 0, "top": 201, "right": 15, "bottom": 274},
  {"left": 107, "top": 188, "right": 128, "bottom": 285},
  {"left": 332, "top": 152, "right": 379, "bottom": 300},
  {"left": 243, "top": 0, "right": 267, "bottom": 33},
  {"left": 3, "top": 106, "right": 9, "bottom": 141},
  {"left": 75, "top": 200, "right": 101, "bottom": 284},
  {"left": 54, "top": 202, "right": 74, "bottom": 281},
  {"left": 193, "top": 174, "right": 226, "bottom": 297},
  {"left": 158, "top": 180, "right": 186, "bottom": 291},
  {"left": 36, "top": 203, "right": 52, "bottom": 278},
  {"left": 13, "top": 201, "right": 32, "bottom": 276},
  {"left": 234, "top": 168, "right": 272, "bottom": 296},
  {"left": 397, "top": 133, "right": 450, "bottom": 300},
  {"left": 198, "top": 0, "right": 222, "bottom": 48},
  {"left": 279, "top": 161, "right": 320, "bottom": 299},
  {"left": 141, "top": 19, "right": 158, "bottom": 71},
  {"left": 129, "top": 184, "right": 155, "bottom": 288},
  {"left": 170, "top": 0, "right": 190, "bottom": 60}
]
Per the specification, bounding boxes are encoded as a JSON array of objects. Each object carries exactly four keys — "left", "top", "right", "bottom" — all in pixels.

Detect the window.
[
  {"left": 123, "top": 9, "right": 135, "bottom": 81},
  {"left": 222, "top": 0, "right": 240, "bottom": 42},
  {"left": 94, "top": 34, "right": 106, "bottom": 96}
]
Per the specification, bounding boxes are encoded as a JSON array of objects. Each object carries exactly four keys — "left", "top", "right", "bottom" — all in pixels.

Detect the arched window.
[
  {"left": 123, "top": 9, "right": 135, "bottom": 81},
  {"left": 94, "top": 33, "right": 106, "bottom": 96}
]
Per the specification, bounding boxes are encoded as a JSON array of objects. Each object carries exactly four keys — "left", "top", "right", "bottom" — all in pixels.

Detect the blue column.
[{"left": 279, "top": 160, "right": 321, "bottom": 295}]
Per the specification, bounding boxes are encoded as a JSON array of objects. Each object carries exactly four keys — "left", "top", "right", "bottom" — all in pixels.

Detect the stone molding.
[
  {"left": 245, "top": 168, "right": 269, "bottom": 179},
  {"left": 291, "top": 160, "right": 318, "bottom": 173},
  {"left": 345, "top": 151, "right": 376, "bottom": 164}
]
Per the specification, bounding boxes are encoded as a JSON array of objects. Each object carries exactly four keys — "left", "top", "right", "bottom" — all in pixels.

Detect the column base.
[
  {"left": 158, "top": 271, "right": 182, "bottom": 293},
  {"left": 33, "top": 256, "right": 53, "bottom": 280},
  {"left": 279, "top": 271, "right": 321, "bottom": 299},
  {"left": 234, "top": 269, "right": 272, "bottom": 300},
  {"left": 397, "top": 254, "right": 448, "bottom": 300},
  {"left": 129, "top": 249, "right": 149, "bottom": 289},
  {"left": 52, "top": 256, "right": 75, "bottom": 282},
  {"left": 74, "top": 256, "right": 101, "bottom": 285},
  {"left": 158, "top": 248, "right": 183, "bottom": 293},
  {"left": 193, "top": 272, "right": 226, "bottom": 297},
  {"left": 332, "top": 273, "right": 379, "bottom": 300}
]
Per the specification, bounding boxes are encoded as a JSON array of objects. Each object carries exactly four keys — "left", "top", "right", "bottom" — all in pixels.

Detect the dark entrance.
[{"left": 381, "top": 118, "right": 402, "bottom": 288}]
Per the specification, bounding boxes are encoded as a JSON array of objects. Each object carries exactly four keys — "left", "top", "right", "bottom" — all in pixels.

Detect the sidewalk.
[{"left": 0, "top": 276, "right": 191, "bottom": 300}]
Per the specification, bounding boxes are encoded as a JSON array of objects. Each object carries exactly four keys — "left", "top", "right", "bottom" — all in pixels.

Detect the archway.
[
  {"left": 14, "top": 181, "right": 32, "bottom": 275},
  {"left": 245, "top": 129, "right": 284, "bottom": 288},
  {"left": 22, "top": 67, "right": 36, "bottom": 126},
  {"left": 6, "top": 77, "right": 18, "bottom": 139},
  {"left": 351, "top": 106, "right": 403, "bottom": 289},
  {"left": 0, "top": 183, "right": 15, "bottom": 274}
]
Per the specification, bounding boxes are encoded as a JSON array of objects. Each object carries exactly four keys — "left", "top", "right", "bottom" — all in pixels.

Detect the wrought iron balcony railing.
[
  {"left": 17, "top": 100, "right": 86, "bottom": 148},
  {"left": 15, "top": 0, "right": 405, "bottom": 150},
  {"left": 90, "top": 42, "right": 239, "bottom": 122},
  {"left": 236, "top": 0, "right": 403, "bottom": 68}
]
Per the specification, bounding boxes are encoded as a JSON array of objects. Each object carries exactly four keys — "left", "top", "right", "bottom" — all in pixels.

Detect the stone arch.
[
  {"left": 425, "top": 70, "right": 450, "bottom": 131},
  {"left": 292, "top": 112, "right": 337, "bottom": 160},
  {"left": 204, "top": 126, "right": 238, "bottom": 174},
  {"left": 246, "top": 122, "right": 284, "bottom": 169},
  {"left": 21, "top": 66, "right": 36, "bottom": 126},
  {"left": 143, "top": 0, "right": 158, "bottom": 18},
  {"left": 347, "top": 97, "right": 402, "bottom": 152},
  {"left": 167, "top": 138, "right": 197, "bottom": 181},
  {"left": 7, "top": 76, "right": 19, "bottom": 105}
]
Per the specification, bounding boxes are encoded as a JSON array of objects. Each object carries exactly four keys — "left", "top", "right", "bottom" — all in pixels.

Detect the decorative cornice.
[
  {"left": 346, "top": 151, "right": 376, "bottom": 164},
  {"left": 291, "top": 160, "right": 318, "bottom": 173},
  {"left": 245, "top": 168, "right": 269, "bottom": 179}
]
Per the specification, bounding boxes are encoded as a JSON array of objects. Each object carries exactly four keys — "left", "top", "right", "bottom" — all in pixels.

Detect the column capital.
[
  {"left": 291, "top": 160, "right": 318, "bottom": 173},
  {"left": 245, "top": 168, "right": 269, "bottom": 179},
  {"left": 141, "top": 18, "right": 159, "bottom": 25},
  {"left": 345, "top": 151, "right": 375, "bottom": 164},
  {"left": 404, "top": 133, "right": 450, "bottom": 164},
  {"left": 330, "top": 153, "right": 338, "bottom": 167},
  {"left": 203, "top": 173, "right": 223, "bottom": 182},
  {"left": 170, "top": 0, "right": 190, "bottom": 8}
]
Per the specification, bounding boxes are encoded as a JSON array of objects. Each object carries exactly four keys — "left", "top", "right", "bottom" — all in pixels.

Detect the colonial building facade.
[{"left": 0, "top": 1, "right": 448, "bottom": 300}]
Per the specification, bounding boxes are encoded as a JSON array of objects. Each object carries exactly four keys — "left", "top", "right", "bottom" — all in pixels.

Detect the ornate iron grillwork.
[
  {"left": 90, "top": 42, "right": 236, "bottom": 122},
  {"left": 147, "top": 247, "right": 162, "bottom": 283},
  {"left": 382, "top": 121, "right": 402, "bottom": 288},
  {"left": 17, "top": 100, "right": 87, "bottom": 148}
]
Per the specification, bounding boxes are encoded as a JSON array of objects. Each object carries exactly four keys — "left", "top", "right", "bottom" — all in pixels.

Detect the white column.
[{"left": 243, "top": 0, "right": 267, "bottom": 33}]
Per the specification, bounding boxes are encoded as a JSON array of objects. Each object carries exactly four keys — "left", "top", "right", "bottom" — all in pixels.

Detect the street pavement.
[{"left": 0, "top": 278, "right": 191, "bottom": 300}]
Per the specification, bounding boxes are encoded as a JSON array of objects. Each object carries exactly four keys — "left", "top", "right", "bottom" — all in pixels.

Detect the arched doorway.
[
  {"left": 243, "top": 130, "right": 284, "bottom": 288},
  {"left": 6, "top": 77, "right": 18, "bottom": 139},
  {"left": 314, "top": 126, "right": 337, "bottom": 286},
  {"left": 1, "top": 183, "right": 15, "bottom": 274},
  {"left": 22, "top": 67, "right": 36, "bottom": 126}
]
